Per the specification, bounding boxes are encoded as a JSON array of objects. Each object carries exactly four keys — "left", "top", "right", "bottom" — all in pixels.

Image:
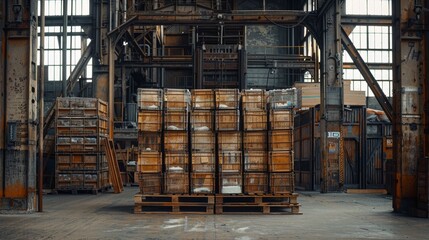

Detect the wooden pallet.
[
  {"left": 215, "top": 193, "right": 299, "bottom": 205},
  {"left": 215, "top": 204, "right": 301, "bottom": 215},
  {"left": 134, "top": 194, "right": 215, "bottom": 214}
]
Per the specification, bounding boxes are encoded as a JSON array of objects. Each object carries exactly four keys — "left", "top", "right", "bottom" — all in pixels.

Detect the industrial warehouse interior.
[{"left": 1, "top": 0, "right": 429, "bottom": 239}]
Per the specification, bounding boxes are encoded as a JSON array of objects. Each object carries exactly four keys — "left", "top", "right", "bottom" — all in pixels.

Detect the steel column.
[
  {"left": 94, "top": 0, "right": 110, "bottom": 103},
  {"left": 38, "top": 0, "right": 45, "bottom": 212},
  {"left": 0, "top": 0, "right": 5, "bottom": 201},
  {"left": 319, "top": 0, "right": 344, "bottom": 192},
  {"left": 392, "top": 0, "right": 428, "bottom": 217},
  {"left": 1, "top": 0, "right": 38, "bottom": 212}
]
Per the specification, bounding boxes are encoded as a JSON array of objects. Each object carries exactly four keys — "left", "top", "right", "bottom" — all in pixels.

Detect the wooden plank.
[
  {"left": 215, "top": 204, "right": 301, "bottom": 215},
  {"left": 103, "top": 138, "right": 124, "bottom": 193},
  {"left": 346, "top": 189, "right": 388, "bottom": 194}
]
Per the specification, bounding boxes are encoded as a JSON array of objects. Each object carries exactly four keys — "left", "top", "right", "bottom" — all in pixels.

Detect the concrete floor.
[{"left": 0, "top": 187, "right": 428, "bottom": 240}]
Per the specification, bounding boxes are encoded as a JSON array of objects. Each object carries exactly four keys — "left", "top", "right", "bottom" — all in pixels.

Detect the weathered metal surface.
[
  {"left": 392, "top": 0, "right": 427, "bottom": 217},
  {"left": 0, "top": 0, "right": 5, "bottom": 199},
  {"left": 319, "top": 0, "right": 344, "bottom": 192},
  {"left": 1, "top": 0, "right": 38, "bottom": 212}
]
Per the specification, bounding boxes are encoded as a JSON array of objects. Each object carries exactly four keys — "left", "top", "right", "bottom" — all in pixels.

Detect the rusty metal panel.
[{"left": 0, "top": 0, "right": 4, "bottom": 199}]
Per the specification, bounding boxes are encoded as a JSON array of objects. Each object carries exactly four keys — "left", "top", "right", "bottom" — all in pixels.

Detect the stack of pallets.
[{"left": 55, "top": 97, "right": 110, "bottom": 194}]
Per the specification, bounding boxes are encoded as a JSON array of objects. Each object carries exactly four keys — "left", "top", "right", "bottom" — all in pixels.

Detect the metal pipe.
[
  {"left": 38, "top": 0, "right": 45, "bottom": 212},
  {"left": 62, "top": 0, "right": 68, "bottom": 96}
]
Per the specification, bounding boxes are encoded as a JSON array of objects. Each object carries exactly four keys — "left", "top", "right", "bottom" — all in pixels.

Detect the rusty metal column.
[
  {"left": 0, "top": 0, "right": 5, "bottom": 202},
  {"left": 1, "top": 0, "right": 38, "bottom": 212},
  {"left": 94, "top": 0, "right": 110, "bottom": 102},
  {"left": 392, "top": 0, "right": 428, "bottom": 217},
  {"left": 319, "top": 0, "right": 344, "bottom": 192}
]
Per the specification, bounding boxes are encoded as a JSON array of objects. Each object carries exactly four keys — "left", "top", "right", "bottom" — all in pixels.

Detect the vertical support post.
[
  {"left": 62, "top": 0, "right": 68, "bottom": 96},
  {"left": 392, "top": 0, "right": 428, "bottom": 217},
  {"left": 38, "top": 0, "right": 45, "bottom": 212},
  {"left": 319, "top": 0, "right": 344, "bottom": 192},
  {"left": 0, "top": 0, "right": 5, "bottom": 201},
  {"left": 94, "top": 0, "right": 110, "bottom": 103},
  {"left": 1, "top": 0, "right": 38, "bottom": 211}
]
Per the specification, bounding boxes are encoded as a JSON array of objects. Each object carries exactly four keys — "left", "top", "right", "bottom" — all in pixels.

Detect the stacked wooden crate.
[
  {"left": 191, "top": 89, "right": 216, "bottom": 194},
  {"left": 55, "top": 97, "right": 110, "bottom": 194},
  {"left": 216, "top": 89, "right": 242, "bottom": 194},
  {"left": 242, "top": 89, "right": 268, "bottom": 194},
  {"left": 268, "top": 91, "right": 295, "bottom": 193},
  {"left": 136, "top": 89, "right": 163, "bottom": 194},
  {"left": 163, "top": 89, "right": 191, "bottom": 194}
]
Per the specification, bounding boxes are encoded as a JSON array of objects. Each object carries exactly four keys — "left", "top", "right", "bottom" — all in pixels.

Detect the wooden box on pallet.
[
  {"left": 56, "top": 170, "right": 109, "bottom": 192},
  {"left": 164, "top": 172, "right": 189, "bottom": 194},
  {"left": 137, "top": 151, "right": 162, "bottom": 173},
  {"left": 191, "top": 110, "right": 214, "bottom": 131},
  {"left": 138, "top": 132, "right": 161, "bottom": 151},
  {"left": 138, "top": 111, "right": 162, "bottom": 132},
  {"left": 269, "top": 151, "right": 293, "bottom": 172},
  {"left": 164, "top": 88, "right": 191, "bottom": 110},
  {"left": 242, "top": 89, "right": 267, "bottom": 110},
  {"left": 218, "top": 132, "right": 242, "bottom": 151},
  {"left": 164, "top": 109, "right": 188, "bottom": 131},
  {"left": 269, "top": 130, "right": 293, "bottom": 151},
  {"left": 138, "top": 172, "right": 163, "bottom": 194},
  {"left": 165, "top": 152, "right": 189, "bottom": 172},
  {"left": 56, "top": 136, "right": 101, "bottom": 153},
  {"left": 191, "top": 173, "right": 215, "bottom": 194},
  {"left": 244, "top": 151, "right": 268, "bottom": 172},
  {"left": 215, "top": 89, "right": 240, "bottom": 109},
  {"left": 244, "top": 173, "right": 268, "bottom": 194},
  {"left": 215, "top": 110, "right": 240, "bottom": 131},
  {"left": 243, "top": 109, "right": 267, "bottom": 131},
  {"left": 270, "top": 109, "right": 294, "bottom": 130},
  {"left": 56, "top": 153, "right": 107, "bottom": 171},
  {"left": 243, "top": 131, "right": 267, "bottom": 151},
  {"left": 218, "top": 151, "right": 242, "bottom": 173},
  {"left": 192, "top": 132, "right": 215, "bottom": 152},
  {"left": 191, "top": 89, "right": 215, "bottom": 110},
  {"left": 56, "top": 117, "right": 108, "bottom": 136},
  {"left": 137, "top": 88, "right": 163, "bottom": 110},
  {"left": 164, "top": 131, "right": 188, "bottom": 151},
  {"left": 56, "top": 97, "right": 108, "bottom": 119},
  {"left": 270, "top": 172, "right": 294, "bottom": 194},
  {"left": 268, "top": 89, "right": 297, "bottom": 109},
  {"left": 191, "top": 152, "right": 216, "bottom": 172},
  {"left": 219, "top": 173, "right": 242, "bottom": 194}
]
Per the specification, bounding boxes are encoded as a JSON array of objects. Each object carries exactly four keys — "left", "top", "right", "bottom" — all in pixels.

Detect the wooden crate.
[
  {"left": 192, "top": 132, "right": 215, "bottom": 152},
  {"left": 269, "top": 130, "right": 293, "bottom": 151},
  {"left": 164, "top": 88, "right": 190, "bottom": 110},
  {"left": 219, "top": 173, "right": 242, "bottom": 194},
  {"left": 56, "top": 118, "right": 108, "bottom": 136},
  {"left": 191, "top": 152, "right": 215, "bottom": 172},
  {"left": 56, "top": 170, "right": 110, "bottom": 192},
  {"left": 244, "top": 173, "right": 268, "bottom": 194},
  {"left": 164, "top": 172, "right": 189, "bottom": 194},
  {"left": 137, "top": 88, "right": 163, "bottom": 110},
  {"left": 268, "top": 89, "right": 296, "bottom": 109},
  {"left": 215, "top": 89, "right": 240, "bottom": 109},
  {"left": 191, "top": 89, "right": 215, "bottom": 109},
  {"left": 270, "top": 172, "right": 294, "bottom": 194},
  {"left": 218, "top": 151, "right": 242, "bottom": 173},
  {"left": 216, "top": 110, "right": 240, "bottom": 131},
  {"left": 138, "top": 132, "right": 161, "bottom": 151},
  {"left": 138, "top": 173, "right": 163, "bottom": 194},
  {"left": 56, "top": 136, "right": 101, "bottom": 153},
  {"left": 218, "top": 132, "right": 241, "bottom": 151},
  {"left": 164, "top": 109, "right": 188, "bottom": 131},
  {"left": 165, "top": 152, "right": 189, "bottom": 172},
  {"left": 270, "top": 109, "right": 294, "bottom": 130},
  {"left": 191, "top": 110, "right": 214, "bottom": 131},
  {"left": 244, "top": 151, "right": 268, "bottom": 172},
  {"left": 269, "top": 151, "right": 293, "bottom": 172},
  {"left": 138, "top": 111, "right": 162, "bottom": 132},
  {"left": 243, "top": 110, "right": 267, "bottom": 131},
  {"left": 56, "top": 153, "right": 106, "bottom": 171},
  {"left": 137, "top": 151, "right": 162, "bottom": 173},
  {"left": 242, "top": 89, "right": 267, "bottom": 110},
  {"left": 56, "top": 97, "right": 108, "bottom": 119},
  {"left": 191, "top": 173, "right": 215, "bottom": 194},
  {"left": 244, "top": 131, "right": 267, "bottom": 151},
  {"left": 164, "top": 131, "right": 188, "bottom": 151}
]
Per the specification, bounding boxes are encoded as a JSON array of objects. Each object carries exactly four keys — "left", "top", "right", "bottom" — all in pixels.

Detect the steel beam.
[
  {"left": 319, "top": 0, "right": 344, "bottom": 193},
  {"left": 66, "top": 41, "right": 94, "bottom": 93},
  {"left": 341, "top": 15, "right": 392, "bottom": 26},
  {"left": 341, "top": 27, "right": 394, "bottom": 122},
  {"left": 392, "top": 0, "right": 428, "bottom": 217},
  {"left": 1, "top": 0, "right": 38, "bottom": 212}
]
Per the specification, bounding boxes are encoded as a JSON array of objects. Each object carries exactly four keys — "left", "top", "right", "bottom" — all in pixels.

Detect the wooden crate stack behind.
[
  {"left": 242, "top": 89, "right": 268, "bottom": 194},
  {"left": 137, "top": 89, "right": 163, "bottom": 194},
  {"left": 216, "top": 89, "right": 242, "bottom": 194},
  {"left": 191, "top": 89, "right": 215, "bottom": 194},
  {"left": 55, "top": 97, "right": 110, "bottom": 193},
  {"left": 267, "top": 91, "right": 295, "bottom": 193},
  {"left": 163, "top": 89, "right": 191, "bottom": 194}
]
